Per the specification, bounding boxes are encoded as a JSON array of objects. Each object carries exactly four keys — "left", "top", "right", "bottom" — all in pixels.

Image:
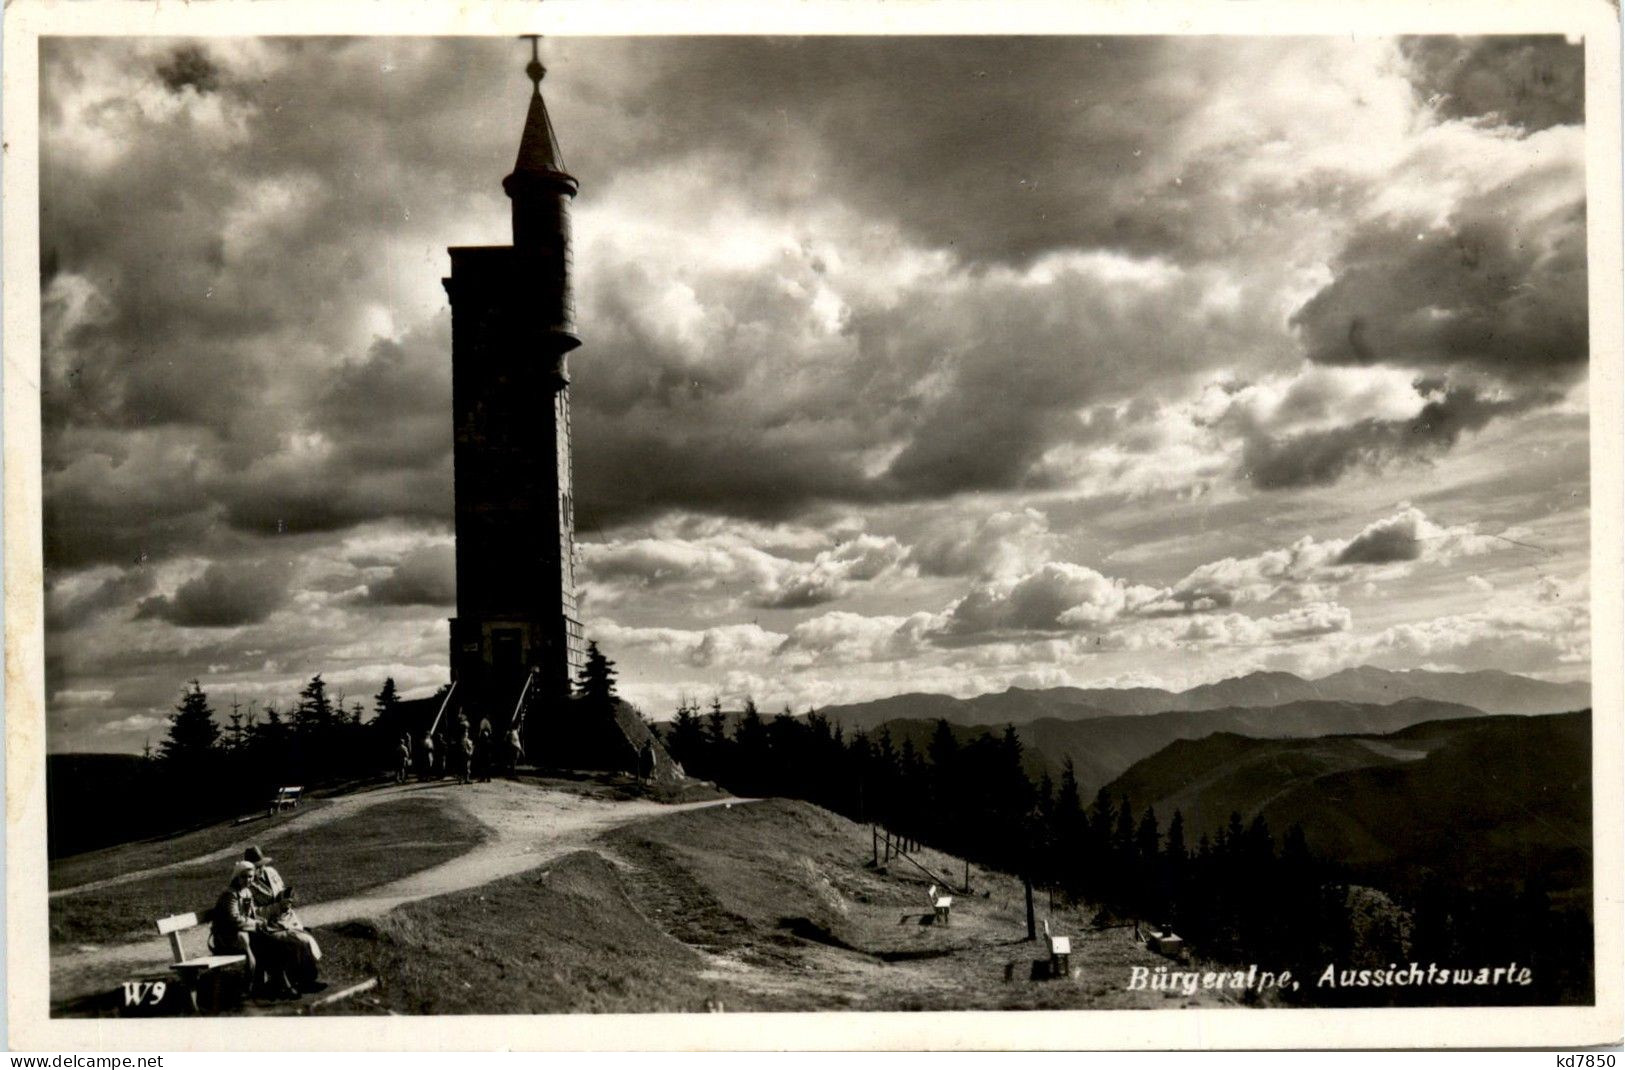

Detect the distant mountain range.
[
  {"left": 1101, "top": 710, "right": 1592, "bottom": 898},
  {"left": 819, "top": 666, "right": 1589, "bottom": 734},
  {"left": 870, "top": 696, "right": 1493, "bottom": 797}
]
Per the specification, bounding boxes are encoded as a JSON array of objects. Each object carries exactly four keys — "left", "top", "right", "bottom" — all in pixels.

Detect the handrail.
[
  {"left": 426, "top": 679, "right": 458, "bottom": 737},
  {"left": 509, "top": 670, "right": 536, "bottom": 733}
]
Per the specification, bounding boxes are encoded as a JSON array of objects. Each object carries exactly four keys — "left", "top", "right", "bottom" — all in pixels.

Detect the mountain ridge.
[
  {"left": 867, "top": 695, "right": 1496, "bottom": 797},
  {"left": 819, "top": 666, "right": 1588, "bottom": 733}
]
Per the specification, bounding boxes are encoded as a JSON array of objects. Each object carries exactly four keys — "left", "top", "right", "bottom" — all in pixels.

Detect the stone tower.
[{"left": 445, "top": 42, "right": 586, "bottom": 729}]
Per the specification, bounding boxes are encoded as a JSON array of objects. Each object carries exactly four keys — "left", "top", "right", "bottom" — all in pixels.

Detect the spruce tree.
[
  {"left": 575, "top": 641, "right": 618, "bottom": 707},
  {"left": 1166, "top": 809, "right": 1188, "bottom": 863},
  {"left": 294, "top": 674, "right": 336, "bottom": 736},
  {"left": 374, "top": 677, "right": 400, "bottom": 721},
  {"left": 667, "top": 701, "right": 705, "bottom": 770},
  {"left": 160, "top": 680, "right": 219, "bottom": 763}
]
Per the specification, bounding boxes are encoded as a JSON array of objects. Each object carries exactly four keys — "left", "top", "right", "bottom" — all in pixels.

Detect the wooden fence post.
[{"left": 1024, "top": 875, "right": 1036, "bottom": 941}]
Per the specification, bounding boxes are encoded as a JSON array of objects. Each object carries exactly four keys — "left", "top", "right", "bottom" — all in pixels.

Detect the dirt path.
[
  {"left": 49, "top": 781, "right": 742, "bottom": 1005},
  {"left": 52, "top": 789, "right": 404, "bottom": 899}
]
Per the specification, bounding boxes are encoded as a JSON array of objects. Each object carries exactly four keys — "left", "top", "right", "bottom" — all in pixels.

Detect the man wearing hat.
[{"left": 243, "top": 845, "right": 322, "bottom": 988}]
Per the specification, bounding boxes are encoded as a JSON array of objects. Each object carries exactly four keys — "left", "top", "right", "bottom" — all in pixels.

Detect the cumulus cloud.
[
  {"left": 756, "top": 535, "right": 909, "bottom": 609},
  {"left": 908, "top": 508, "right": 1055, "bottom": 579},
  {"left": 590, "top": 621, "right": 786, "bottom": 669},
  {"left": 934, "top": 506, "right": 1495, "bottom": 642},
  {"left": 582, "top": 530, "right": 905, "bottom": 610},
  {"left": 1239, "top": 385, "right": 1531, "bottom": 490},
  {"left": 778, "top": 611, "right": 938, "bottom": 665},
  {"left": 360, "top": 542, "right": 455, "bottom": 607},
  {"left": 135, "top": 559, "right": 293, "bottom": 628},
  {"left": 36, "top": 37, "right": 1592, "bottom": 749},
  {"left": 46, "top": 566, "right": 158, "bottom": 631},
  {"left": 938, "top": 563, "right": 1156, "bottom": 640}
]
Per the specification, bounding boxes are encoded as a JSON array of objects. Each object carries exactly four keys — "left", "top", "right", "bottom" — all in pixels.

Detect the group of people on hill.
[
  {"left": 211, "top": 845, "right": 323, "bottom": 1001},
  {"left": 395, "top": 713, "right": 524, "bottom": 785}
]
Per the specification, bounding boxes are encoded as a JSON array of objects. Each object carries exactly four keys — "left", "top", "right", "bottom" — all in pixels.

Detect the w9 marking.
[{"left": 121, "top": 980, "right": 167, "bottom": 1007}]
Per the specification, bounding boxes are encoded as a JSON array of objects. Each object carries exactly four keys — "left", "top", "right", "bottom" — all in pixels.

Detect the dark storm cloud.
[
  {"left": 587, "top": 36, "right": 1320, "bottom": 268},
  {"left": 359, "top": 543, "right": 456, "bottom": 607},
  {"left": 1402, "top": 36, "right": 1583, "bottom": 132},
  {"left": 45, "top": 568, "right": 159, "bottom": 632},
  {"left": 48, "top": 35, "right": 1567, "bottom": 557},
  {"left": 156, "top": 44, "right": 223, "bottom": 95},
  {"left": 135, "top": 559, "right": 292, "bottom": 627},
  {"left": 1292, "top": 180, "right": 1587, "bottom": 381},
  {"left": 1240, "top": 386, "right": 1534, "bottom": 491},
  {"left": 1270, "top": 139, "right": 1587, "bottom": 490},
  {"left": 574, "top": 253, "right": 1274, "bottom": 526},
  {"left": 42, "top": 41, "right": 465, "bottom": 561}
]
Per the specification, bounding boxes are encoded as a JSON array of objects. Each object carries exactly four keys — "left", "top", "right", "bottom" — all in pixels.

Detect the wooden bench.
[
  {"left": 1043, "top": 918, "right": 1071, "bottom": 979},
  {"left": 927, "top": 883, "right": 953, "bottom": 926},
  {"left": 269, "top": 785, "right": 303, "bottom": 815},
  {"left": 156, "top": 909, "right": 248, "bottom": 1013},
  {"left": 1146, "top": 927, "right": 1186, "bottom": 962}
]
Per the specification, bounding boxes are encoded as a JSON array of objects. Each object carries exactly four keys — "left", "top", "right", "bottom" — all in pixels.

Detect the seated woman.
[
  {"left": 211, "top": 860, "right": 300, "bottom": 998},
  {"left": 243, "top": 845, "right": 321, "bottom": 992}
]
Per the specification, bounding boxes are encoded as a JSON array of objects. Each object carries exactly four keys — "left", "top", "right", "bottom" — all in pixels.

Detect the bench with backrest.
[
  {"left": 155, "top": 909, "right": 248, "bottom": 1013},
  {"left": 926, "top": 883, "right": 953, "bottom": 926},
  {"left": 1042, "top": 918, "right": 1072, "bottom": 979},
  {"left": 269, "top": 785, "right": 303, "bottom": 815}
]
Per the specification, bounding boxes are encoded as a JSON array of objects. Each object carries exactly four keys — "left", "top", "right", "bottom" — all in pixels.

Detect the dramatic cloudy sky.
[{"left": 39, "top": 35, "right": 1591, "bottom": 751}]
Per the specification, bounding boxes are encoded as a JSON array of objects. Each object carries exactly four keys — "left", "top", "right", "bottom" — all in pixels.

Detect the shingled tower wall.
[{"left": 445, "top": 49, "right": 586, "bottom": 729}]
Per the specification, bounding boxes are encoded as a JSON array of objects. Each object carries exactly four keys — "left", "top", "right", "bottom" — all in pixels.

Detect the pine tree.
[
  {"left": 160, "top": 680, "right": 220, "bottom": 763},
  {"left": 374, "top": 677, "right": 400, "bottom": 721},
  {"left": 227, "top": 698, "right": 245, "bottom": 752},
  {"left": 1115, "top": 794, "right": 1138, "bottom": 864},
  {"left": 734, "top": 698, "right": 767, "bottom": 792},
  {"left": 667, "top": 701, "right": 706, "bottom": 770},
  {"left": 1136, "top": 806, "right": 1160, "bottom": 863},
  {"left": 575, "top": 641, "right": 618, "bottom": 707},
  {"left": 294, "top": 674, "right": 336, "bottom": 736},
  {"left": 705, "top": 697, "right": 727, "bottom": 746},
  {"left": 1166, "top": 809, "right": 1188, "bottom": 864},
  {"left": 1035, "top": 770, "right": 1056, "bottom": 821}
]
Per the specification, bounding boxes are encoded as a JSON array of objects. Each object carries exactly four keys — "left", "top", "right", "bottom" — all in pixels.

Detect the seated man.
[{"left": 243, "top": 845, "right": 321, "bottom": 992}]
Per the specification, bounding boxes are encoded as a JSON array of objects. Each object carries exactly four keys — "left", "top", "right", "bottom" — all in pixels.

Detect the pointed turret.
[
  {"left": 444, "top": 36, "right": 588, "bottom": 742},
  {"left": 512, "top": 75, "right": 570, "bottom": 180},
  {"left": 499, "top": 35, "right": 579, "bottom": 347}
]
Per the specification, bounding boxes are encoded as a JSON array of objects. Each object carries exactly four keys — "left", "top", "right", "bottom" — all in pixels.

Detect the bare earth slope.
[
  {"left": 53, "top": 782, "right": 1233, "bottom": 1015},
  {"left": 48, "top": 779, "right": 734, "bottom": 1010},
  {"left": 315, "top": 798, "right": 1234, "bottom": 1014}
]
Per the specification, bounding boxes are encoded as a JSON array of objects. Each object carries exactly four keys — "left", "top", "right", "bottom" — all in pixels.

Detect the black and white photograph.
[{"left": 6, "top": 0, "right": 1622, "bottom": 1050}]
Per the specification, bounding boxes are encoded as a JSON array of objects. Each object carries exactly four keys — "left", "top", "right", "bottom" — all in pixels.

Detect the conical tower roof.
[
  {"left": 514, "top": 82, "right": 568, "bottom": 177},
  {"left": 509, "top": 39, "right": 572, "bottom": 183}
]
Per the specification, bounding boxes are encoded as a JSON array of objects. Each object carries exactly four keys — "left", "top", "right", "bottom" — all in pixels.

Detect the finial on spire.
[{"left": 521, "top": 34, "right": 545, "bottom": 94}]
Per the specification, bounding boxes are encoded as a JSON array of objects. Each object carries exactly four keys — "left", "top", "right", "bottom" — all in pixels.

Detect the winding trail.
[{"left": 50, "top": 780, "right": 742, "bottom": 1005}]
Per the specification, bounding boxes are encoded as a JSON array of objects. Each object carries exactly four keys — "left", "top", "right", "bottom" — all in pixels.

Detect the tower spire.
[
  {"left": 509, "top": 34, "right": 569, "bottom": 180},
  {"left": 523, "top": 33, "right": 545, "bottom": 93}
]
